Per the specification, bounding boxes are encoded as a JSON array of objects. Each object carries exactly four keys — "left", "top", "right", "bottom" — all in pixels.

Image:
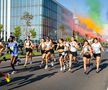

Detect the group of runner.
[
  {"left": 0, "top": 35, "right": 104, "bottom": 83},
  {"left": 39, "top": 36, "right": 104, "bottom": 74}
]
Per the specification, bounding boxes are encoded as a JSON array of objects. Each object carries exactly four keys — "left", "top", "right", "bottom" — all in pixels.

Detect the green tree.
[
  {"left": 0, "top": 24, "right": 3, "bottom": 34},
  {"left": 21, "top": 12, "right": 33, "bottom": 26},
  {"left": 66, "top": 35, "right": 71, "bottom": 41},
  {"left": 29, "top": 28, "right": 36, "bottom": 38},
  {"left": 76, "top": 37, "right": 84, "bottom": 43},
  {"left": 14, "top": 26, "right": 21, "bottom": 38},
  {"left": 21, "top": 12, "right": 33, "bottom": 37}
]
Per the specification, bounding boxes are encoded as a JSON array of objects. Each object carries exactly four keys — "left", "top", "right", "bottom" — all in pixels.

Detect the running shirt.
[
  {"left": 70, "top": 42, "right": 77, "bottom": 52},
  {"left": 88, "top": 39, "right": 93, "bottom": 44},
  {"left": 58, "top": 44, "right": 64, "bottom": 50},
  {"left": 58, "top": 44, "right": 65, "bottom": 56},
  {"left": 8, "top": 42, "right": 18, "bottom": 56},
  {"left": 83, "top": 46, "right": 91, "bottom": 54},
  {"left": 64, "top": 42, "right": 69, "bottom": 51},
  {"left": 45, "top": 42, "right": 51, "bottom": 49},
  {"left": 25, "top": 40, "right": 32, "bottom": 47},
  {"left": 91, "top": 43, "right": 101, "bottom": 54}
]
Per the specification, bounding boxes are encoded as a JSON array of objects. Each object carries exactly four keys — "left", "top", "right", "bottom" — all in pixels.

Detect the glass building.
[{"left": 0, "top": 0, "right": 73, "bottom": 42}]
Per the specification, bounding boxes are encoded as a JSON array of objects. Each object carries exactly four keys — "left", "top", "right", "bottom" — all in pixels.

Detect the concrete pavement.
[{"left": 0, "top": 52, "right": 108, "bottom": 90}]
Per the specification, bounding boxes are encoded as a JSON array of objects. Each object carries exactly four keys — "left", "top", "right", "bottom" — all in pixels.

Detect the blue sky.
[{"left": 57, "top": 0, "right": 108, "bottom": 24}]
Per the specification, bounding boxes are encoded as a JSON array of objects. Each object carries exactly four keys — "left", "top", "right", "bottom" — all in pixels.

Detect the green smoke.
[{"left": 87, "top": 0, "right": 102, "bottom": 26}]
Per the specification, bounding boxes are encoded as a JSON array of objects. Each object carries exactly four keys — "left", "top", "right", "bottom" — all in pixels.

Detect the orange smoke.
[{"left": 77, "top": 16, "right": 103, "bottom": 34}]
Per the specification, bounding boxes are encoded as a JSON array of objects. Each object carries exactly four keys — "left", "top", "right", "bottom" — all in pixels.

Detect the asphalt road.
[{"left": 0, "top": 52, "right": 108, "bottom": 90}]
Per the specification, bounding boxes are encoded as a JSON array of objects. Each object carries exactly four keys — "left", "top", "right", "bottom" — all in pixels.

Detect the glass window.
[
  {"left": 22, "top": 0, "right": 26, "bottom": 7},
  {"left": 32, "top": 0, "right": 40, "bottom": 5},
  {"left": 32, "top": 16, "right": 41, "bottom": 25}
]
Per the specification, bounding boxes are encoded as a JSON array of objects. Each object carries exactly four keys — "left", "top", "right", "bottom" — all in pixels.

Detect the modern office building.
[{"left": 0, "top": 0, "right": 73, "bottom": 42}]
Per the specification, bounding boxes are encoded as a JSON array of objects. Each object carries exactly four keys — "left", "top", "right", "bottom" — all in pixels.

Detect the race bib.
[{"left": 10, "top": 46, "right": 14, "bottom": 51}]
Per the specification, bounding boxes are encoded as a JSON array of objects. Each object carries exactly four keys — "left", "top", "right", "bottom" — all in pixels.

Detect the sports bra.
[
  {"left": 25, "top": 40, "right": 31, "bottom": 46},
  {"left": 58, "top": 45, "right": 64, "bottom": 50}
]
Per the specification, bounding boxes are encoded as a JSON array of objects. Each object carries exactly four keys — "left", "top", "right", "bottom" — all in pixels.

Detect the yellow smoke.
[{"left": 77, "top": 16, "right": 103, "bottom": 34}]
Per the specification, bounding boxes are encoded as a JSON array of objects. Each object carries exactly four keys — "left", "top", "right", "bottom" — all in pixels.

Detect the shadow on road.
[
  {"left": 100, "top": 62, "right": 108, "bottom": 72},
  {"left": 0, "top": 74, "right": 34, "bottom": 87},
  {"left": 71, "top": 61, "right": 83, "bottom": 73},
  {"left": 101, "top": 59, "right": 108, "bottom": 63},
  {"left": 88, "top": 59, "right": 108, "bottom": 74},
  {"left": 8, "top": 71, "right": 57, "bottom": 90}
]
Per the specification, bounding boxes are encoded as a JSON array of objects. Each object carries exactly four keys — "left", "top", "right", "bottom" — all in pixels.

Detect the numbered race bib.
[{"left": 10, "top": 46, "right": 14, "bottom": 51}]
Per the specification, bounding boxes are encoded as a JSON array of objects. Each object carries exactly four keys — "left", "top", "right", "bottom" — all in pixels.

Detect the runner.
[
  {"left": 87, "top": 36, "right": 93, "bottom": 45},
  {"left": 69, "top": 36, "right": 79, "bottom": 71},
  {"left": 44, "top": 37, "right": 52, "bottom": 69},
  {"left": 64, "top": 40, "right": 70, "bottom": 68},
  {"left": 8, "top": 36, "right": 18, "bottom": 74},
  {"left": 80, "top": 40, "right": 93, "bottom": 74},
  {"left": 0, "top": 39, "right": 11, "bottom": 83},
  {"left": 50, "top": 39, "right": 56, "bottom": 67},
  {"left": 57, "top": 38, "right": 65, "bottom": 71},
  {"left": 0, "top": 72, "right": 11, "bottom": 83},
  {"left": 38, "top": 38, "right": 46, "bottom": 67},
  {"left": 91, "top": 38, "right": 104, "bottom": 73},
  {"left": 24, "top": 36, "right": 33, "bottom": 67}
]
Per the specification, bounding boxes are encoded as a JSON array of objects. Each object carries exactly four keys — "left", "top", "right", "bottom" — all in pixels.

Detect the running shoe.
[
  {"left": 60, "top": 67, "right": 63, "bottom": 71},
  {"left": 54, "top": 59, "right": 56, "bottom": 62},
  {"left": 68, "top": 68, "right": 71, "bottom": 72},
  {"left": 51, "top": 61, "right": 54, "bottom": 67},
  {"left": 11, "top": 71, "right": 17, "bottom": 75},
  {"left": 30, "top": 60, "right": 33, "bottom": 64},
  {"left": 44, "top": 65, "right": 48, "bottom": 69},
  {"left": 84, "top": 71, "right": 87, "bottom": 75},
  {"left": 16, "top": 62, "right": 20, "bottom": 66},
  {"left": 4, "top": 73, "right": 11, "bottom": 83},
  {"left": 24, "top": 64, "right": 27, "bottom": 67},
  {"left": 96, "top": 69, "right": 99, "bottom": 73},
  {"left": 63, "top": 65, "right": 66, "bottom": 70}
]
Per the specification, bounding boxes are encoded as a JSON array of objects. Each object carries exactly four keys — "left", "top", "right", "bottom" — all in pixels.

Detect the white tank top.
[
  {"left": 83, "top": 46, "right": 90, "bottom": 53},
  {"left": 46, "top": 42, "right": 51, "bottom": 49},
  {"left": 92, "top": 43, "right": 101, "bottom": 54},
  {"left": 70, "top": 42, "right": 77, "bottom": 52},
  {"left": 64, "top": 42, "right": 69, "bottom": 51}
]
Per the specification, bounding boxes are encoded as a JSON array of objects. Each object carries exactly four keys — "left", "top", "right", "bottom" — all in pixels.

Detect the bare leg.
[
  {"left": 59, "top": 56, "right": 63, "bottom": 71},
  {"left": 69, "top": 54, "right": 72, "bottom": 70},
  {"left": 45, "top": 52, "right": 50, "bottom": 69},
  {"left": 24, "top": 52, "right": 29, "bottom": 66},
  {"left": 83, "top": 57, "right": 87, "bottom": 72},
  {"left": 96, "top": 56, "right": 101, "bottom": 72}
]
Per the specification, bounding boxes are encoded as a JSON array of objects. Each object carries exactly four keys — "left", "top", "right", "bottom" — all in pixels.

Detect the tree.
[
  {"left": 0, "top": 24, "right": 3, "bottom": 34},
  {"left": 59, "top": 24, "right": 65, "bottom": 38},
  {"left": 21, "top": 12, "right": 33, "bottom": 26},
  {"left": 21, "top": 12, "right": 33, "bottom": 37},
  {"left": 29, "top": 28, "right": 36, "bottom": 38},
  {"left": 14, "top": 26, "right": 21, "bottom": 38},
  {"left": 76, "top": 36, "right": 84, "bottom": 43},
  {"left": 66, "top": 35, "right": 71, "bottom": 41}
]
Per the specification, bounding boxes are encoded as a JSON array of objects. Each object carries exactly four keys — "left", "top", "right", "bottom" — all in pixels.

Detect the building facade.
[
  {"left": 0, "top": 0, "right": 11, "bottom": 41},
  {"left": 0, "top": 0, "right": 73, "bottom": 42}
]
